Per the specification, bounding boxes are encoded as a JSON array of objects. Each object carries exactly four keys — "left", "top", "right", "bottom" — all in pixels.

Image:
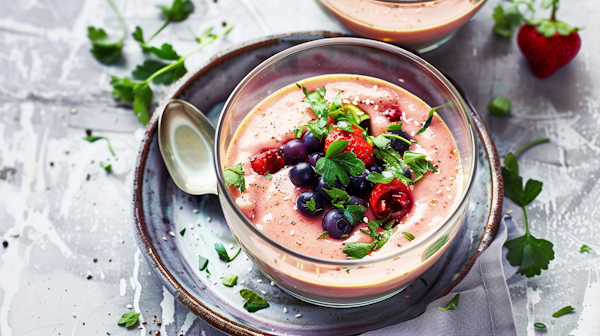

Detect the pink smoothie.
[{"left": 225, "top": 75, "right": 463, "bottom": 260}]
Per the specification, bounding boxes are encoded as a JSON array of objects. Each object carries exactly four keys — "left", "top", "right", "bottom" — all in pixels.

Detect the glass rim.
[{"left": 214, "top": 37, "right": 477, "bottom": 267}]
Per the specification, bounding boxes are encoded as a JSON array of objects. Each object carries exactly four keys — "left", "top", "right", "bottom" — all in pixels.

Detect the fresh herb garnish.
[
  {"left": 404, "top": 151, "right": 438, "bottom": 184},
  {"left": 223, "top": 162, "right": 246, "bottom": 192},
  {"left": 317, "top": 232, "right": 329, "bottom": 239},
  {"left": 100, "top": 162, "right": 112, "bottom": 173},
  {"left": 315, "top": 140, "right": 365, "bottom": 187},
  {"left": 580, "top": 244, "right": 592, "bottom": 253},
  {"left": 222, "top": 273, "right": 238, "bottom": 287},
  {"left": 420, "top": 278, "right": 428, "bottom": 286},
  {"left": 240, "top": 289, "right": 270, "bottom": 312},
  {"left": 382, "top": 133, "right": 413, "bottom": 145},
  {"left": 293, "top": 127, "right": 303, "bottom": 138},
  {"left": 324, "top": 188, "right": 365, "bottom": 225},
  {"left": 297, "top": 85, "right": 331, "bottom": 140},
  {"left": 488, "top": 96, "right": 511, "bottom": 116},
  {"left": 346, "top": 216, "right": 394, "bottom": 259},
  {"left": 424, "top": 235, "right": 449, "bottom": 260},
  {"left": 330, "top": 104, "right": 370, "bottom": 129},
  {"left": 83, "top": 136, "right": 115, "bottom": 156},
  {"left": 366, "top": 171, "right": 395, "bottom": 184},
  {"left": 387, "top": 123, "right": 403, "bottom": 132},
  {"left": 179, "top": 228, "right": 186, "bottom": 236},
  {"left": 87, "top": 0, "right": 125, "bottom": 64},
  {"left": 416, "top": 105, "right": 443, "bottom": 135},
  {"left": 324, "top": 187, "right": 351, "bottom": 205},
  {"left": 306, "top": 198, "right": 321, "bottom": 212},
  {"left": 438, "top": 293, "right": 460, "bottom": 311},
  {"left": 503, "top": 138, "right": 554, "bottom": 277},
  {"left": 534, "top": 322, "right": 546, "bottom": 329},
  {"left": 552, "top": 305, "right": 575, "bottom": 317},
  {"left": 401, "top": 232, "right": 415, "bottom": 241},
  {"left": 198, "top": 256, "right": 208, "bottom": 271},
  {"left": 133, "top": 0, "right": 194, "bottom": 52},
  {"left": 214, "top": 242, "right": 241, "bottom": 262},
  {"left": 342, "top": 242, "right": 374, "bottom": 259},
  {"left": 264, "top": 172, "right": 273, "bottom": 181},
  {"left": 492, "top": 1, "right": 535, "bottom": 38},
  {"left": 117, "top": 311, "right": 140, "bottom": 327}
]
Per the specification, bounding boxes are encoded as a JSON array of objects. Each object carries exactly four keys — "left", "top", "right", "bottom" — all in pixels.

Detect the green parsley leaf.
[
  {"left": 317, "top": 232, "right": 329, "bottom": 239},
  {"left": 343, "top": 242, "right": 374, "bottom": 259},
  {"left": 87, "top": 0, "right": 125, "bottom": 64},
  {"left": 157, "top": 0, "right": 194, "bottom": 22},
  {"left": 83, "top": 135, "right": 116, "bottom": 156},
  {"left": 293, "top": 127, "right": 303, "bottom": 138},
  {"left": 371, "top": 135, "right": 391, "bottom": 149},
  {"left": 534, "top": 322, "right": 546, "bottom": 329},
  {"left": 132, "top": 59, "right": 186, "bottom": 85},
  {"left": 580, "top": 244, "right": 592, "bottom": 253},
  {"left": 416, "top": 105, "right": 443, "bottom": 135},
  {"left": 133, "top": 82, "right": 153, "bottom": 125},
  {"left": 323, "top": 187, "right": 351, "bottom": 205},
  {"left": 404, "top": 151, "right": 437, "bottom": 183},
  {"left": 100, "top": 161, "right": 112, "bottom": 173},
  {"left": 146, "top": 43, "right": 181, "bottom": 60},
  {"left": 132, "top": 26, "right": 144, "bottom": 43},
  {"left": 504, "top": 152, "right": 519, "bottom": 175},
  {"left": 222, "top": 273, "right": 238, "bottom": 287},
  {"left": 223, "top": 163, "right": 245, "bottom": 192},
  {"left": 198, "top": 255, "right": 208, "bottom": 270},
  {"left": 488, "top": 96, "right": 511, "bottom": 117},
  {"left": 492, "top": 1, "right": 534, "bottom": 38},
  {"left": 343, "top": 205, "right": 366, "bottom": 226},
  {"left": 316, "top": 140, "right": 365, "bottom": 187},
  {"left": 110, "top": 76, "right": 136, "bottom": 102},
  {"left": 505, "top": 229, "right": 554, "bottom": 277},
  {"left": 264, "top": 172, "right": 273, "bottom": 181},
  {"left": 372, "top": 228, "right": 394, "bottom": 251},
  {"left": 214, "top": 242, "right": 241, "bottom": 262},
  {"left": 329, "top": 91, "right": 342, "bottom": 113},
  {"left": 298, "top": 84, "right": 329, "bottom": 119},
  {"left": 438, "top": 293, "right": 460, "bottom": 311},
  {"left": 401, "top": 231, "right": 415, "bottom": 241},
  {"left": 179, "top": 228, "right": 186, "bottom": 236},
  {"left": 336, "top": 120, "right": 354, "bottom": 133},
  {"left": 502, "top": 168, "right": 542, "bottom": 207},
  {"left": 366, "top": 171, "right": 395, "bottom": 184},
  {"left": 240, "top": 289, "right": 270, "bottom": 312},
  {"left": 387, "top": 122, "right": 403, "bottom": 132},
  {"left": 306, "top": 197, "right": 321, "bottom": 212},
  {"left": 305, "top": 118, "right": 328, "bottom": 141},
  {"left": 118, "top": 311, "right": 140, "bottom": 328},
  {"left": 552, "top": 306, "right": 575, "bottom": 318}
]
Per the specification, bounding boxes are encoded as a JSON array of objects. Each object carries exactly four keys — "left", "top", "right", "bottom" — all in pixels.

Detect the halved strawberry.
[
  {"left": 370, "top": 179, "right": 413, "bottom": 222},
  {"left": 324, "top": 124, "right": 374, "bottom": 166},
  {"left": 251, "top": 149, "right": 286, "bottom": 175}
]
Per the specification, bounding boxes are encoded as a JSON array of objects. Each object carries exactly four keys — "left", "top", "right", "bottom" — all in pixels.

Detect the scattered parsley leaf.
[
  {"left": 110, "top": 76, "right": 136, "bottom": 102},
  {"left": 316, "top": 140, "right": 365, "bottom": 187},
  {"left": 552, "top": 306, "right": 575, "bottom": 318},
  {"left": 404, "top": 151, "right": 437, "bottom": 183},
  {"left": 264, "top": 172, "right": 273, "bottom": 181},
  {"left": 293, "top": 127, "right": 303, "bottom": 138},
  {"left": 222, "top": 273, "right": 238, "bottom": 287},
  {"left": 223, "top": 163, "right": 245, "bottom": 192},
  {"left": 118, "top": 311, "right": 140, "bottom": 328},
  {"left": 343, "top": 242, "right": 374, "bottom": 259},
  {"left": 83, "top": 135, "right": 116, "bottom": 156},
  {"left": 492, "top": 1, "right": 534, "bottom": 38},
  {"left": 372, "top": 228, "right": 394, "bottom": 251},
  {"left": 488, "top": 96, "right": 511, "bottom": 116},
  {"left": 580, "top": 244, "right": 592, "bottom": 253},
  {"left": 534, "top": 322, "right": 546, "bottom": 329},
  {"left": 343, "top": 205, "right": 366, "bottom": 226},
  {"left": 132, "top": 59, "right": 187, "bottom": 85},
  {"left": 132, "top": 82, "right": 153, "bottom": 125},
  {"left": 366, "top": 171, "right": 395, "bottom": 184},
  {"left": 240, "top": 289, "right": 270, "bottom": 312},
  {"left": 324, "top": 187, "right": 351, "bottom": 205},
  {"left": 305, "top": 118, "right": 328, "bottom": 141},
  {"left": 420, "top": 278, "right": 428, "bottom": 287},
  {"left": 87, "top": 0, "right": 125, "bottom": 64},
  {"left": 401, "top": 231, "right": 415, "bottom": 241},
  {"left": 179, "top": 228, "right": 186, "bottom": 236},
  {"left": 157, "top": 0, "right": 195, "bottom": 22},
  {"left": 298, "top": 84, "right": 329, "bottom": 119},
  {"left": 198, "top": 255, "right": 208, "bottom": 270},
  {"left": 329, "top": 91, "right": 342, "bottom": 113},
  {"left": 504, "top": 152, "right": 519, "bottom": 175},
  {"left": 371, "top": 135, "right": 391, "bottom": 149},
  {"left": 317, "top": 232, "right": 329, "bottom": 239},
  {"left": 214, "top": 242, "right": 241, "bottom": 262},
  {"left": 100, "top": 162, "right": 112, "bottom": 173},
  {"left": 132, "top": 26, "right": 144, "bottom": 43},
  {"left": 387, "top": 122, "right": 403, "bottom": 132},
  {"left": 416, "top": 105, "right": 443, "bottom": 135},
  {"left": 145, "top": 43, "right": 181, "bottom": 60},
  {"left": 438, "top": 293, "right": 460, "bottom": 311}
]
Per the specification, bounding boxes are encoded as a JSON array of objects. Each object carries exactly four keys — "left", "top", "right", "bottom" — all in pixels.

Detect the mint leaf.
[
  {"left": 343, "top": 205, "right": 366, "bottom": 226},
  {"left": 336, "top": 121, "right": 354, "bottom": 133},
  {"left": 552, "top": 306, "right": 575, "bottom": 318},
  {"left": 157, "top": 0, "right": 194, "bottom": 22},
  {"left": 305, "top": 118, "right": 328, "bottom": 141},
  {"left": 223, "top": 163, "right": 245, "bottom": 192},
  {"left": 294, "top": 128, "right": 303, "bottom": 138},
  {"left": 316, "top": 140, "right": 365, "bottom": 187},
  {"left": 372, "top": 228, "right": 394, "bottom": 251},
  {"left": 118, "top": 311, "right": 140, "bottom": 327},
  {"left": 416, "top": 105, "right": 443, "bottom": 135},
  {"left": 317, "top": 232, "right": 329, "bottom": 239},
  {"left": 438, "top": 293, "right": 460, "bottom": 311},
  {"left": 366, "top": 171, "right": 394, "bottom": 184},
  {"left": 100, "top": 161, "right": 112, "bottom": 173},
  {"left": 329, "top": 91, "right": 342, "bottom": 113},
  {"left": 404, "top": 151, "right": 437, "bottom": 183},
  {"left": 88, "top": 27, "right": 123, "bottom": 64},
  {"left": 298, "top": 84, "right": 329, "bottom": 119},
  {"left": 83, "top": 135, "right": 116, "bottom": 156},
  {"left": 343, "top": 242, "right": 374, "bottom": 259},
  {"left": 306, "top": 197, "right": 321, "bottom": 212},
  {"left": 371, "top": 135, "right": 391, "bottom": 149},
  {"left": 240, "top": 289, "right": 270, "bottom": 312},
  {"left": 323, "top": 187, "right": 350, "bottom": 205},
  {"left": 505, "top": 232, "right": 554, "bottom": 277},
  {"left": 214, "top": 242, "right": 241, "bottom": 262},
  {"left": 580, "top": 244, "right": 592, "bottom": 253}
]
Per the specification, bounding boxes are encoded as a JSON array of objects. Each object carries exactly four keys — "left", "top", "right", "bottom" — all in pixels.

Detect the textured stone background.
[{"left": 0, "top": 0, "right": 598, "bottom": 335}]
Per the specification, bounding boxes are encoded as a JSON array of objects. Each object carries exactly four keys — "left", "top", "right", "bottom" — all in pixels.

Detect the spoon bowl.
[{"left": 157, "top": 99, "right": 218, "bottom": 195}]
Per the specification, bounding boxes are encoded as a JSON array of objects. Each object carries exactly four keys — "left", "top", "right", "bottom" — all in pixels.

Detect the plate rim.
[{"left": 131, "top": 30, "right": 504, "bottom": 336}]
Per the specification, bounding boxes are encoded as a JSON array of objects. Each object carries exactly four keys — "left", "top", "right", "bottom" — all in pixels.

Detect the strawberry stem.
[{"left": 551, "top": 2, "right": 557, "bottom": 21}]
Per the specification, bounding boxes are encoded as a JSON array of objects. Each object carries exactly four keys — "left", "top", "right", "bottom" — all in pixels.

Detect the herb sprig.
[
  {"left": 438, "top": 293, "right": 460, "bottom": 311},
  {"left": 133, "top": 0, "right": 195, "bottom": 52},
  {"left": 87, "top": 0, "right": 125, "bottom": 64},
  {"left": 315, "top": 140, "right": 365, "bottom": 187},
  {"left": 492, "top": 0, "right": 535, "bottom": 38},
  {"left": 343, "top": 216, "right": 395, "bottom": 259},
  {"left": 503, "top": 138, "right": 554, "bottom": 277},
  {"left": 223, "top": 162, "right": 246, "bottom": 192}
]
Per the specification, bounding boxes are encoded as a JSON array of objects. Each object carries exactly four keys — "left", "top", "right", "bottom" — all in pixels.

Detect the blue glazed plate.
[{"left": 132, "top": 31, "right": 503, "bottom": 336}]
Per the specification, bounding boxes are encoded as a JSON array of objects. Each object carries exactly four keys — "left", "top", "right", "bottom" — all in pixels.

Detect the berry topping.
[
  {"left": 322, "top": 209, "right": 353, "bottom": 239},
  {"left": 296, "top": 191, "right": 324, "bottom": 217},
  {"left": 251, "top": 149, "right": 285, "bottom": 175},
  {"left": 283, "top": 139, "right": 308, "bottom": 165},
  {"left": 315, "top": 177, "right": 343, "bottom": 203},
  {"left": 347, "top": 171, "right": 373, "bottom": 195},
  {"left": 368, "top": 163, "right": 382, "bottom": 173},
  {"left": 289, "top": 162, "right": 316, "bottom": 187},
  {"left": 324, "top": 124, "right": 374, "bottom": 166},
  {"left": 348, "top": 196, "right": 367, "bottom": 208},
  {"left": 303, "top": 131, "right": 323, "bottom": 153},
  {"left": 308, "top": 152, "right": 325, "bottom": 166},
  {"left": 387, "top": 130, "right": 411, "bottom": 154},
  {"left": 382, "top": 104, "right": 402, "bottom": 122},
  {"left": 369, "top": 179, "right": 413, "bottom": 222}
]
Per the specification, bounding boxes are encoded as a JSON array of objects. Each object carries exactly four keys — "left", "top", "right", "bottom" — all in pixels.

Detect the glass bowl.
[
  {"left": 214, "top": 37, "right": 477, "bottom": 307},
  {"left": 316, "top": 0, "right": 487, "bottom": 52}
]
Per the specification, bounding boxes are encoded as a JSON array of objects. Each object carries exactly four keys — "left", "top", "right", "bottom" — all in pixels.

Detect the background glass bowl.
[
  {"left": 214, "top": 37, "right": 477, "bottom": 307},
  {"left": 317, "top": 0, "right": 487, "bottom": 53}
]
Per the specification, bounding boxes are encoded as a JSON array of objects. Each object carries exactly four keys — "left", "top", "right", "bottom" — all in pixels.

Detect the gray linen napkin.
[{"left": 363, "top": 216, "right": 521, "bottom": 336}]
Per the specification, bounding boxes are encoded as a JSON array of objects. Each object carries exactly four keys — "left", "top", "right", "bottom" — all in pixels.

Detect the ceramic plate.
[{"left": 132, "top": 31, "right": 503, "bottom": 336}]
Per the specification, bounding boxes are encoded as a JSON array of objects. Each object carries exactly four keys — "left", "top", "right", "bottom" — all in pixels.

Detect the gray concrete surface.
[{"left": 0, "top": 0, "right": 598, "bottom": 335}]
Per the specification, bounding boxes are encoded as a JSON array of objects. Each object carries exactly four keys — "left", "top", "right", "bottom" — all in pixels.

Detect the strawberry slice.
[
  {"left": 324, "top": 124, "right": 374, "bottom": 166},
  {"left": 369, "top": 179, "right": 413, "bottom": 222},
  {"left": 381, "top": 104, "right": 402, "bottom": 122},
  {"left": 251, "top": 149, "right": 286, "bottom": 175}
]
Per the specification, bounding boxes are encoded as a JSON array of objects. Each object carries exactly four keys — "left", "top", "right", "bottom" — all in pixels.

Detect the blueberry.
[
  {"left": 315, "top": 177, "right": 343, "bottom": 202},
  {"left": 322, "top": 209, "right": 353, "bottom": 239},
  {"left": 347, "top": 172, "right": 373, "bottom": 195},
  {"left": 348, "top": 196, "right": 367, "bottom": 208},
  {"left": 308, "top": 152, "right": 325, "bottom": 167},
  {"left": 368, "top": 163, "right": 382, "bottom": 173},
  {"left": 403, "top": 168, "right": 412, "bottom": 179},
  {"left": 289, "top": 162, "right": 315, "bottom": 187},
  {"left": 282, "top": 139, "right": 308, "bottom": 164},
  {"left": 388, "top": 130, "right": 411, "bottom": 154},
  {"left": 303, "top": 131, "right": 323, "bottom": 153},
  {"left": 297, "top": 191, "right": 324, "bottom": 217}
]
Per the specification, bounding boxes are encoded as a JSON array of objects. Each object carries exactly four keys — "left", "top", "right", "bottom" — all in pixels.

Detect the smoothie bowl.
[{"left": 166, "top": 37, "right": 478, "bottom": 307}]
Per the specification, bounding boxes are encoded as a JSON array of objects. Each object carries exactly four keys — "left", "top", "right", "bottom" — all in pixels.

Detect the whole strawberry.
[{"left": 517, "top": 0, "right": 581, "bottom": 78}]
